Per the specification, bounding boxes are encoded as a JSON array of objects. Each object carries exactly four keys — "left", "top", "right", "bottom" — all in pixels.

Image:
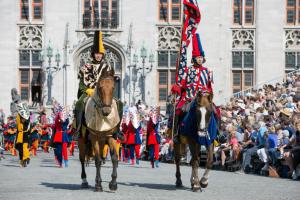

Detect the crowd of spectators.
[{"left": 213, "top": 71, "right": 300, "bottom": 179}]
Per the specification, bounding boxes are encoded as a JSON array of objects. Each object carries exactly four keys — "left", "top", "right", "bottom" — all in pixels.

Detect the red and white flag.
[{"left": 176, "top": 0, "right": 201, "bottom": 86}]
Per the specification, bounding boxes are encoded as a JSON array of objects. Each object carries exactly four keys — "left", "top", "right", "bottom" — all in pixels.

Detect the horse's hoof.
[
  {"left": 95, "top": 185, "right": 103, "bottom": 192},
  {"left": 200, "top": 181, "right": 208, "bottom": 188},
  {"left": 175, "top": 179, "right": 183, "bottom": 188},
  {"left": 81, "top": 182, "right": 89, "bottom": 189},
  {"left": 192, "top": 185, "right": 201, "bottom": 192},
  {"left": 109, "top": 182, "right": 118, "bottom": 191}
]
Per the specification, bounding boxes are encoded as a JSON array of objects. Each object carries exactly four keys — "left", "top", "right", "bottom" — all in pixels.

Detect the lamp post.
[
  {"left": 133, "top": 45, "right": 155, "bottom": 103},
  {"left": 39, "top": 40, "right": 61, "bottom": 105},
  {"left": 128, "top": 54, "right": 138, "bottom": 104}
]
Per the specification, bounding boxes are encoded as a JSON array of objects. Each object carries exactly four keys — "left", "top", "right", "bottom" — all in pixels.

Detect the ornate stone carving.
[
  {"left": 232, "top": 29, "right": 255, "bottom": 50},
  {"left": 106, "top": 48, "right": 121, "bottom": 72},
  {"left": 285, "top": 29, "right": 300, "bottom": 49},
  {"left": 78, "top": 46, "right": 121, "bottom": 73},
  {"left": 19, "top": 26, "right": 43, "bottom": 49},
  {"left": 78, "top": 48, "right": 92, "bottom": 68},
  {"left": 158, "top": 26, "right": 181, "bottom": 50}
]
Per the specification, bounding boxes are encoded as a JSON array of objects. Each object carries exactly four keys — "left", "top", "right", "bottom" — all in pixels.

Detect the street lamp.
[
  {"left": 126, "top": 54, "right": 139, "bottom": 105},
  {"left": 140, "top": 46, "right": 147, "bottom": 61},
  {"left": 39, "top": 40, "right": 61, "bottom": 106},
  {"left": 133, "top": 45, "right": 154, "bottom": 104},
  {"left": 133, "top": 53, "right": 138, "bottom": 65}
]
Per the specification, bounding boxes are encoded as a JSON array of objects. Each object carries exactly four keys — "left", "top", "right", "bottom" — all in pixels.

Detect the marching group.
[
  {"left": 0, "top": 102, "right": 76, "bottom": 167},
  {"left": 0, "top": 101, "right": 166, "bottom": 169}
]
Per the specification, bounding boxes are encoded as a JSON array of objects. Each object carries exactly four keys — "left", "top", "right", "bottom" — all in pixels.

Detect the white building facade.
[{"left": 0, "top": 0, "right": 299, "bottom": 115}]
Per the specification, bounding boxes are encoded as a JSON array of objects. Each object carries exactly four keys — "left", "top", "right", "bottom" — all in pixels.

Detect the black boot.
[{"left": 74, "top": 109, "right": 83, "bottom": 134}]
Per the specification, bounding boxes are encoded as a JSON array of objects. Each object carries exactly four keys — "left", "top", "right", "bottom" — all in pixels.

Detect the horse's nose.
[{"left": 102, "top": 107, "right": 112, "bottom": 116}]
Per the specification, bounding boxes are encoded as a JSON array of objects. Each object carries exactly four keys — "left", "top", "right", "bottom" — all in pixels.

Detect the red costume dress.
[
  {"left": 121, "top": 122, "right": 129, "bottom": 162},
  {"left": 53, "top": 111, "right": 69, "bottom": 168},
  {"left": 147, "top": 108, "right": 161, "bottom": 168}
]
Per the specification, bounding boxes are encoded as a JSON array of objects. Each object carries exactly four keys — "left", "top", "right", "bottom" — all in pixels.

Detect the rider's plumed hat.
[{"left": 92, "top": 31, "right": 105, "bottom": 54}]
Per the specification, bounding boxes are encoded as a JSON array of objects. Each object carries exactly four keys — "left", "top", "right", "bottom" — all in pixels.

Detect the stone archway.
[{"left": 73, "top": 38, "right": 127, "bottom": 99}]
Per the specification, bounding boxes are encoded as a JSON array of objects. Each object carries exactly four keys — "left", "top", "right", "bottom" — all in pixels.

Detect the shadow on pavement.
[
  {"left": 40, "top": 182, "right": 82, "bottom": 190},
  {"left": 41, "top": 159, "right": 55, "bottom": 163},
  {"left": 119, "top": 164, "right": 149, "bottom": 169},
  {"left": 2, "top": 164, "right": 20, "bottom": 167},
  {"left": 118, "top": 181, "right": 190, "bottom": 191},
  {"left": 39, "top": 165, "right": 60, "bottom": 168}
]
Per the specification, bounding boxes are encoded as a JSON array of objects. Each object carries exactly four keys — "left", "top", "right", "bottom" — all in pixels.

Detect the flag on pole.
[{"left": 176, "top": 0, "right": 201, "bottom": 87}]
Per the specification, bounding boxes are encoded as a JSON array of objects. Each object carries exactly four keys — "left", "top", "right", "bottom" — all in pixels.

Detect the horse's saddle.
[
  {"left": 179, "top": 101, "right": 219, "bottom": 146},
  {"left": 85, "top": 96, "right": 120, "bottom": 133}
]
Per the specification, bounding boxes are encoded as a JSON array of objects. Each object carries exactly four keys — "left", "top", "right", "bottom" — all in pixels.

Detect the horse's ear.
[
  {"left": 197, "top": 91, "right": 202, "bottom": 99},
  {"left": 107, "top": 67, "right": 115, "bottom": 78}
]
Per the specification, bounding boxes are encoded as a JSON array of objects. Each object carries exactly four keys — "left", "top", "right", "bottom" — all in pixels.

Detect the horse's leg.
[
  {"left": 200, "top": 144, "right": 214, "bottom": 188},
  {"left": 78, "top": 138, "right": 89, "bottom": 188},
  {"left": 94, "top": 155, "right": 103, "bottom": 192},
  {"left": 189, "top": 140, "right": 201, "bottom": 192},
  {"left": 91, "top": 134, "right": 103, "bottom": 192},
  {"left": 174, "top": 142, "right": 183, "bottom": 187},
  {"left": 108, "top": 137, "right": 118, "bottom": 191}
]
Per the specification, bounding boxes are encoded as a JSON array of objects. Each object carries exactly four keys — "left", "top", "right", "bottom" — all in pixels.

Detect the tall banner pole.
[
  {"left": 171, "top": 0, "right": 201, "bottom": 142},
  {"left": 171, "top": 0, "right": 186, "bottom": 142}
]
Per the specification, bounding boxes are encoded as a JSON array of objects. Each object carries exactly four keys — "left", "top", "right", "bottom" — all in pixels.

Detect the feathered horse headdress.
[
  {"left": 53, "top": 102, "right": 68, "bottom": 122},
  {"left": 149, "top": 106, "right": 160, "bottom": 125},
  {"left": 17, "top": 102, "right": 30, "bottom": 120}
]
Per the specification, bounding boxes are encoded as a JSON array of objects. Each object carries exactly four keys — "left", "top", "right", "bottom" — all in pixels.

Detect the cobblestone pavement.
[{"left": 0, "top": 150, "right": 299, "bottom": 200}]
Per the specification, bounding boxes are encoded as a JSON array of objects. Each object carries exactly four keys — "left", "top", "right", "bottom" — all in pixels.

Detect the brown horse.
[
  {"left": 78, "top": 66, "right": 120, "bottom": 192},
  {"left": 173, "top": 91, "right": 216, "bottom": 192}
]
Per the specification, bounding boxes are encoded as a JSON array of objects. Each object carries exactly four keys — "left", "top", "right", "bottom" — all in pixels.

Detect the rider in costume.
[
  {"left": 75, "top": 30, "right": 124, "bottom": 162},
  {"left": 171, "top": 33, "right": 214, "bottom": 143},
  {"left": 75, "top": 31, "right": 109, "bottom": 134}
]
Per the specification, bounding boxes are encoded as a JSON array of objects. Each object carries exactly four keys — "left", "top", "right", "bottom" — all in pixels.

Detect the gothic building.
[{"left": 0, "top": 0, "right": 298, "bottom": 114}]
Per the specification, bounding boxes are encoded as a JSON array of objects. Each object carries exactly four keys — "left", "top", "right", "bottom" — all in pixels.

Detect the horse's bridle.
[
  {"left": 93, "top": 77, "right": 114, "bottom": 110},
  {"left": 198, "top": 127, "right": 208, "bottom": 132},
  {"left": 197, "top": 101, "right": 213, "bottom": 133}
]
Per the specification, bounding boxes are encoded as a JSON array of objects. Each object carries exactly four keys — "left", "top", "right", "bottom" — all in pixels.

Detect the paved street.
[{"left": 0, "top": 150, "right": 299, "bottom": 200}]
